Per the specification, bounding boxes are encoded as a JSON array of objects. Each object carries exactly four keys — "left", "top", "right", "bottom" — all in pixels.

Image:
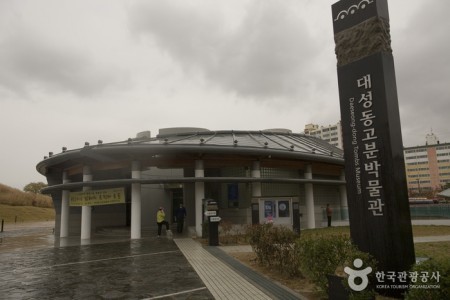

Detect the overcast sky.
[{"left": 1, "top": 0, "right": 449, "bottom": 189}]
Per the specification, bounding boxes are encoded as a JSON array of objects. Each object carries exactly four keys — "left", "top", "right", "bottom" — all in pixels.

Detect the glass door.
[{"left": 259, "top": 198, "right": 292, "bottom": 225}]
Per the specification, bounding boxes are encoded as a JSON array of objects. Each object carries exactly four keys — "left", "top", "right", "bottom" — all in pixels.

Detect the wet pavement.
[
  {"left": 2, "top": 220, "right": 449, "bottom": 299},
  {"left": 0, "top": 223, "right": 213, "bottom": 299},
  {"left": 0, "top": 221, "right": 56, "bottom": 253},
  {"left": 0, "top": 222, "right": 302, "bottom": 300}
]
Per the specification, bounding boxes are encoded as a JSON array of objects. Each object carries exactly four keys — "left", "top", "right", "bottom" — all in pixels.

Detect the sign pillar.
[
  {"left": 332, "top": 0, "right": 415, "bottom": 296},
  {"left": 206, "top": 200, "right": 219, "bottom": 246}
]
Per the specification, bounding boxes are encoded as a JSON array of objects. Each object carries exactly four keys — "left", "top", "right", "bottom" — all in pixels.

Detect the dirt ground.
[{"left": 229, "top": 251, "right": 323, "bottom": 300}]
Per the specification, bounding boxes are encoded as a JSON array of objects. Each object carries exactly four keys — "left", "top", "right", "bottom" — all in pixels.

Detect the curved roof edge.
[
  {"left": 36, "top": 143, "right": 344, "bottom": 175},
  {"left": 37, "top": 129, "right": 344, "bottom": 175},
  {"left": 42, "top": 177, "right": 346, "bottom": 193}
]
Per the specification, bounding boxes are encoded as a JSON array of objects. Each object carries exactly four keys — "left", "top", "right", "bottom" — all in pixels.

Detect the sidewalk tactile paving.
[{"left": 174, "top": 238, "right": 272, "bottom": 300}]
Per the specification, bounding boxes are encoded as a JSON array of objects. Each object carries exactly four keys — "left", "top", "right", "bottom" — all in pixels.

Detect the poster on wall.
[
  {"left": 227, "top": 183, "right": 239, "bottom": 208},
  {"left": 264, "top": 200, "right": 275, "bottom": 218},
  {"left": 278, "top": 201, "right": 290, "bottom": 217}
]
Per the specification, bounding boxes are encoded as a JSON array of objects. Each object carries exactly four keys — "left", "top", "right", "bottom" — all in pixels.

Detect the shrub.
[
  {"left": 246, "top": 224, "right": 300, "bottom": 276},
  {"left": 219, "top": 220, "right": 237, "bottom": 244},
  {"left": 246, "top": 224, "right": 379, "bottom": 296},
  {"left": 405, "top": 258, "right": 450, "bottom": 300},
  {"left": 247, "top": 223, "right": 275, "bottom": 265},
  {"left": 296, "top": 234, "right": 351, "bottom": 291},
  {"left": 342, "top": 249, "right": 377, "bottom": 300},
  {"left": 296, "top": 234, "right": 377, "bottom": 296}
]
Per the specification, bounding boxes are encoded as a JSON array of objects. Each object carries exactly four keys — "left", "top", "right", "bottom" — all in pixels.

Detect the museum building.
[{"left": 37, "top": 127, "right": 348, "bottom": 241}]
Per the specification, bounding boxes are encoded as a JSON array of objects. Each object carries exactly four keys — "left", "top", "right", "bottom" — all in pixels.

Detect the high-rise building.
[
  {"left": 304, "top": 121, "right": 449, "bottom": 196},
  {"left": 304, "top": 121, "right": 343, "bottom": 149},
  {"left": 404, "top": 132, "right": 450, "bottom": 195}
]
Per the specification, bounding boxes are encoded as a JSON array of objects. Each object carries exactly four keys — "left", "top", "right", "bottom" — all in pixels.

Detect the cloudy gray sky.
[{"left": 1, "top": 0, "right": 449, "bottom": 189}]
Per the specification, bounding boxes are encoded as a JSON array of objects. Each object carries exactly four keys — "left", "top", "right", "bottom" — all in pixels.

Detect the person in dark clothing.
[
  {"left": 326, "top": 204, "right": 332, "bottom": 227},
  {"left": 175, "top": 204, "right": 187, "bottom": 233}
]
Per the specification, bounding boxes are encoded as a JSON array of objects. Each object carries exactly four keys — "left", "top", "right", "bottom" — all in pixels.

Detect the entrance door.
[
  {"left": 171, "top": 188, "right": 183, "bottom": 223},
  {"left": 259, "top": 198, "right": 292, "bottom": 225}
]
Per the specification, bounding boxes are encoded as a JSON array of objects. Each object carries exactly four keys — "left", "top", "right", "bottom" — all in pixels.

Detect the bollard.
[{"left": 1, "top": 219, "right": 3, "bottom": 232}]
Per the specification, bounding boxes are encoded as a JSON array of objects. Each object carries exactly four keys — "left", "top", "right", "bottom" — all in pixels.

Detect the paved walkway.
[
  {"left": 174, "top": 239, "right": 272, "bottom": 300},
  {"left": 0, "top": 236, "right": 214, "bottom": 299},
  {"left": 414, "top": 235, "right": 450, "bottom": 243},
  {"left": 174, "top": 239, "right": 302, "bottom": 300},
  {"left": 0, "top": 223, "right": 302, "bottom": 299},
  {"left": 1, "top": 220, "right": 449, "bottom": 299}
]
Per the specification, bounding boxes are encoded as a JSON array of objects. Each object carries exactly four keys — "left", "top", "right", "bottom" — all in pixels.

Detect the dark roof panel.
[{"left": 36, "top": 129, "right": 344, "bottom": 175}]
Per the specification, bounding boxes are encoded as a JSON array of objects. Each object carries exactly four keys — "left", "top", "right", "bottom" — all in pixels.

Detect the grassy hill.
[
  {"left": 0, "top": 183, "right": 54, "bottom": 223},
  {"left": 0, "top": 204, "right": 55, "bottom": 223},
  {"left": 0, "top": 183, "right": 53, "bottom": 207}
]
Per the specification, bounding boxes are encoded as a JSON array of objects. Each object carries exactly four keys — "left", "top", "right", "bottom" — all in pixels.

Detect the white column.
[
  {"left": 81, "top": 166, "right": 92, "bottom": 241},
  {"left": 131, "top": 161, "right": 141, "bottom": 239},
  {"left": 251, "top": 161, "right": 262, "bottom": 224},
  {"left": 251, "top": 161, "right": 262, "bottom": 198},
  {"left": 340, "top": 169, "right": 349, "bottom": 220},
  {"left": 195, "top": 160, "right": 205, "bottom": 237},
  {"left": 60, "top": 171, "right": 70, "bottom": 238},
  {"left": 305, "top": 164, "right": 315, "bottom": 229}
]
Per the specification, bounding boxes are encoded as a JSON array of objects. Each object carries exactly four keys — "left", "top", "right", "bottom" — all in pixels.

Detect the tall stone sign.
[{"left": 332, "top": 0, "right": 415, "bottom": 296}]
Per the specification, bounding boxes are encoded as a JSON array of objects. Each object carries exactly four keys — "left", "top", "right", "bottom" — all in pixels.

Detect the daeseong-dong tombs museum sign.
[{"left": 332, "top": 0, "right": 415, "bottom": 296}]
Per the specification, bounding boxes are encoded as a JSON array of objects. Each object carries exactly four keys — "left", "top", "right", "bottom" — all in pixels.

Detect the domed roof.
[
  {"left": 155, "top": 129, "right": 341, "bottom": 157},
  {"left": 37, "top": 129, "right": 344, "bottom": 175}
]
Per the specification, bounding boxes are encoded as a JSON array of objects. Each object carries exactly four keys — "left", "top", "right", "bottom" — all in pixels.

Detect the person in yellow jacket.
[{"left": 156, "top": 207, "right": 170, "bottom": 236}]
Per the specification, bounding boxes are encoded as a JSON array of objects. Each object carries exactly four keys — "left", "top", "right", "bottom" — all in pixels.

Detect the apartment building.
[
  {"left": 304, "top": 121, "right": 343, "bottom": 149},
  {"left": 404, "top": 132, "right": 450, "bottom": 195},
  {"left": 304, "top": 121, "right": 449, "bottom": 196}
]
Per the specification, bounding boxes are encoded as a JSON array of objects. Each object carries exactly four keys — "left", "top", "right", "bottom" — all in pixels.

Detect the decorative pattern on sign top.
[
  {"left": 334, "top": 17, "right": 391, "bottom": 66},
  {"left": 334, "top": 0, "right": 374, "bottom": 22}
]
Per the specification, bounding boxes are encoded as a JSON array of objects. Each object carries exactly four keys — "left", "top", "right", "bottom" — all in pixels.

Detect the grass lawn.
[
  {"left": 412, "top": 225, "right": 450, "bottom": 236},
  {"left": 297, "top": 225, "right": 450, "bottom": 263},
  {"left": 414, "top": 241, "right": 450, "bottom": 260},
  {"left": 0, "top": 204, "right": 55, "bottom": 223},
  {"left": 300, "top": 224, "right": 450, "bottom": 237}
]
